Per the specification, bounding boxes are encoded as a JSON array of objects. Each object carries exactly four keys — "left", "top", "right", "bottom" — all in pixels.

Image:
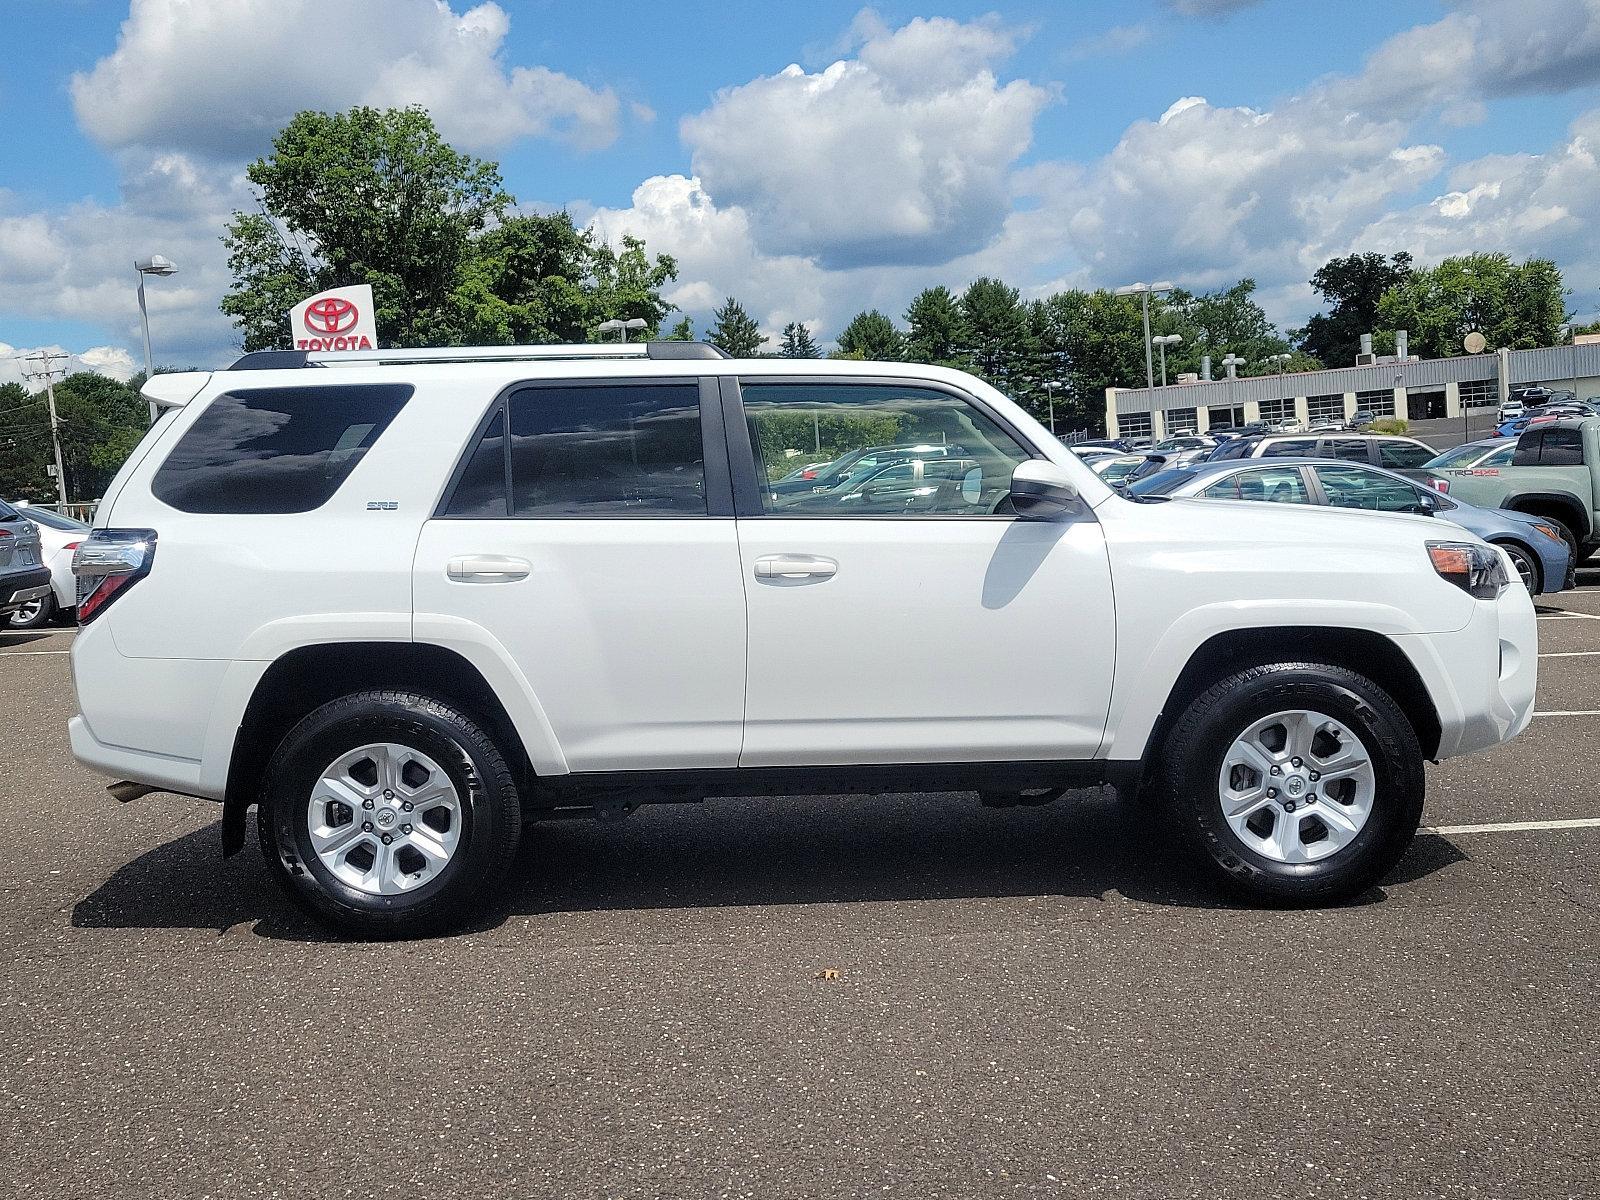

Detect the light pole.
[
  {"left": 598, "top": 317, "right": 648, "bottom": 343},
  {"left": 1114, "top": 281, "right": 1175, "bottom": 390},
  {"left": 135, "top": 255, "right": 177, "bottom": 423},
  {"left": 1042, "top": 379, "right": 1064, "bottom": 433},
  {"left": 1151, "top": 334, "right": 1183, "bottom": 388}
]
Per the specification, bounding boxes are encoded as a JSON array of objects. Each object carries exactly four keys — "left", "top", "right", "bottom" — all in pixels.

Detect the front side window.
[
  {"left": 742, "top": 382, "right": 1030, "bottom": 517},
  {"left": 1200, "top": 466, "right": 1310, "bottom": 504},
  {"left": 1314, "top": 464, "right": 1425, "bottom": 512},
  {"left": 152, "top": 384, "right": 412, "bottom": 514},
  {"left": 1377, "top": 440, "right": 1436, "bottom": 469},
  {"left": 1326, "top": 438, "right": 1369, "bottom": 462},
  {"left": 445, "top": 383, "right": 705, "bottom": 517}
]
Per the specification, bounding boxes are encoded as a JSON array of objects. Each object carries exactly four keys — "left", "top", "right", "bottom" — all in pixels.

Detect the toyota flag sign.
[{"left": 288, "top": 284, "right": 377, "bottom": 352}]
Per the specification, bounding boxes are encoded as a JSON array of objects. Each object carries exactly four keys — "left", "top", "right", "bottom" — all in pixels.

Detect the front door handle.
[
  {"left": 754, "top": 554, "right": 838, "bottom": 580},
  {"left": 447, "top": 554, "right": 531, "bottom": 582}
]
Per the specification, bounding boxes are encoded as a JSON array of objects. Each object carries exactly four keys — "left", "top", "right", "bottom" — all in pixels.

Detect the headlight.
[
  {"left": 1530, "top": 522, "right": 1564, "bottom": 544},
  {"left": 1427, "top": 540, "right": 1511, "bottom": 599}
]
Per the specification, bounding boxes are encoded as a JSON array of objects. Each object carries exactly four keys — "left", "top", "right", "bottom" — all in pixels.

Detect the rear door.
[
  {"left": 413, "top": 378, "right": 746, "bottom": 772},
  {"left": 726, "top": 377, "right": 1116, "bottom": 767}
]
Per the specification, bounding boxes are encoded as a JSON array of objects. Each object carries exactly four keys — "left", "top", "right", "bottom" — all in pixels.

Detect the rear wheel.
[
  {"left": 259, "top": 691, "right": 522, "bottom": 938},
  {"left": 6, "top": 592, "right": 54, "bottom": 629},
  {"left": 1154, "top": 663, "right": 1424, "bottom": 905}
]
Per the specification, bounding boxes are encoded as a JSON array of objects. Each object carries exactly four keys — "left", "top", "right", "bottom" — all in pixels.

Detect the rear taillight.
[
  {"left": 73, "top": 529, "right": 157, "bottom": 624},
  {"left": 1430, "top": 478, "right": 1450, "bottom": 493},
  {"left": 64, "top": 541, "right": 81, "bottom": 551}
]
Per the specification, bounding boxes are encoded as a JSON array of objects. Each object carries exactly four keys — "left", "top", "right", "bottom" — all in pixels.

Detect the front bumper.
[{"left": 1394, "top": 582, "right": 1538, "bottom": 761}]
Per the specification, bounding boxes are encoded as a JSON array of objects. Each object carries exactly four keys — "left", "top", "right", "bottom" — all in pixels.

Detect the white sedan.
[{"left": 7, "top": 503, "right": 88, "bottom": 628}]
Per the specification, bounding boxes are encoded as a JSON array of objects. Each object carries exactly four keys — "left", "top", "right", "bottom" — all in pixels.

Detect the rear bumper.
[
  {"left": 69, "top": 715, "right": 215, "bottom": 799},
  {"left": 1, "top": 567, "right": 51, "bottom": 615}
]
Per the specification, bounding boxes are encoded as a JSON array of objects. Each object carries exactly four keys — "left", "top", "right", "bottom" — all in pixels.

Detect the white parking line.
[
  {"left": 1540, "top": 650, "right": 1600, "bottom": 658},
  {"left": 1423, "top": 817, "right": 1600, "bottom": 836},
  {"left": 1534, "top": 710, "right": 1600, "bottom": 717},
  {"left": 1538, "top": 611, "right": 1600, "bottom": 620},
  {"left": 0, "top": 649, "right": 69, "bottom": 656}
]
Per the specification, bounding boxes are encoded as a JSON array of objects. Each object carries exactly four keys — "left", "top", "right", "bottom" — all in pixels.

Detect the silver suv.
[{"left": 0, "top": 499, "right": 50, "bottom": 623}]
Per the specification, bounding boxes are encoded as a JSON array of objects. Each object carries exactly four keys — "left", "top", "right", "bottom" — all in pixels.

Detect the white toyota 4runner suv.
[{"left": 70, "top": 343, "right": 1537, "bottom": 936}]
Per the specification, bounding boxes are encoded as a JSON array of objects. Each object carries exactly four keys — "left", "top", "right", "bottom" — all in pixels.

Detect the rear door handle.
[
  {"left": 447, "top": 554, "right": 531, "bottom": 582},
  {"left": 754, "top": 554, "right": 838, "bottom": 580}
]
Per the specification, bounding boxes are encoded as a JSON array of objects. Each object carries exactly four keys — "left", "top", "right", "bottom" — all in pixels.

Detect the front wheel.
[
  {"left": 1153, "top": 663, "right": 1424, "bottom": 906},
  {"left": 259, "top": 691, "right": 522, "bottom": 938},
  {"left": 1497, "top": 541, "right": 1542, "bottom": 594}
]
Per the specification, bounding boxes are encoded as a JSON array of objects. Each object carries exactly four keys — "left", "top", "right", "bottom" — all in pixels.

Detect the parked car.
[
  {"left": 1151, "top": 435, "right": 1217, "bottom": 468},
  {"left": 1403, "top": 438, "right": 1517, "bottom": 494},
  {"left": 1347, "top": 410, "right": 1376, "bottom": 430},
  {"left": 768, "top": 442, "right": 965, "bottom": 499},
  {"left": 1497, "top": 399, "right": 1525, "bottom": 423},
  {"left": 1306, "top": 418, "right": 1344, "bottom": 433},
  {"left": 1268, "top": 417, "right": 1304, "bottom": 433},
  {"left": 0, "top": 499, "right": 50, "bottom": 626},
  {"left": 6, "top": 503, "right": 88, "bottom": 627},
  {"left": 69, "top": 342, "right": 1537, "bottom": 936},
  {"left": 1070, "top": 445, "right": 1122, "bottom": 464},
  {"left": 1440, "top": 417, "right": 1600, "bottom": 561},
  {"left": 1128, "top": 459, "right": 1572, "bottom": 594},
  {"left": 1090, "top": 452, "right": 1169, "bottom": 485},
  {"left": 1202, "top": 432, "right": 1438, "bottom": 471}
]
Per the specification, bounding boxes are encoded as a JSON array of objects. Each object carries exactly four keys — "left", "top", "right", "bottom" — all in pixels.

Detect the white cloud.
[
  {"left": 0, "top": 343, "right": 139, "bottom": 388},
  {"left": 680, "top": 14, "right": 1049, "bottom": 268},
  {"left": 72, "top": 0, "right": 624, "bottom": 158}
]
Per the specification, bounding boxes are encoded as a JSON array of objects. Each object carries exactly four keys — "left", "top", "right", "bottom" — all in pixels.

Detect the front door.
[
  {"left": 413, "top": 378, "right": 746, "bottom": 773},
  {"left": 728, "top": 379, "right": 1117, "bottom": 767}
]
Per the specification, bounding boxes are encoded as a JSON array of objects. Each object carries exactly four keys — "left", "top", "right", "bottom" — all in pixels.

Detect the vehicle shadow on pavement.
[
  {"left": 0, "top": 630, "right": 60, "bottom": 648},
  {"left": 70, "top": 789, "right": 1469, "bottom": 942}
]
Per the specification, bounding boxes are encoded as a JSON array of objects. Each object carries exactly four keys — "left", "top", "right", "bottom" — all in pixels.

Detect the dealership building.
[{"left": 1104, "top": 341, "right": 1600, "bottom": 439}]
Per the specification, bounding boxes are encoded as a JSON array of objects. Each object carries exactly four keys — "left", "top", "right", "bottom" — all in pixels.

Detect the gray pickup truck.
[
  {"left": 0, "top": 498, "right": 50, "bottom": 622},
  {"left": 1441, "top": 417, "right": 1600, "bottom": 562}
]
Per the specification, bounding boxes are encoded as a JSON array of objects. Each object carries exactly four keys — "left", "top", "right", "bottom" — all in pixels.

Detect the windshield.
[
  {"left": 1127, "top": 469, "right": 1195, "bottom": 496},
  {"left": 1425, "top": 442, "right": 1496, "bottom": 468},
  {"left": 19, "top": 506, "right": 88, "bottom": 532}
]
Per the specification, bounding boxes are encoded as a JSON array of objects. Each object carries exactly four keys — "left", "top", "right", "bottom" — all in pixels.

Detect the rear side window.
[
  {"left": 152, "top": 385, "right": 412, "bottom": 514},
  {"left": 443, "top": 383, "right": 706, "bottom": 517},
  {"left": 1260, "top": 438, "right": 1315, "bottom": 458},
  {"left": 1514, "top": 427, "right": 1584, "bottom": 466},
  {"left": 1377, "top": 440, "right": 1436, "bottom": 469},
  {"left": 1326, "top": 438, "right": 1369, "bottom": 462}
]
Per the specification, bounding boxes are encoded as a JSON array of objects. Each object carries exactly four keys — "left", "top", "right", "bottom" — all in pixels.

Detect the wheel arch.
[
  {"left": 1137, "top": 627, "right": 1442, "bottom": 789},
  {"left": 1502, "top": 491, "right": 1591, "bottom": 541},
  {"left": 221, "top": 642, "right": 533, "bottom": 856},
  {"left": 1484, "top": 535, "right": 1542, "bottom": 592}
]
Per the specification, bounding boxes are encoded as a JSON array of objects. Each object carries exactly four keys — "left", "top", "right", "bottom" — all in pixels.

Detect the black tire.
[
  {"left": 6, "top": 591, "right": 54, "bottom": 629},
  {"left": 1495, "top": 540, "right": 1542, "bottom": 594},
  {"left": 1153, "top": 662, "right": 1424, "bottom": 906},
  {"left": 259, "top": 690, "right": 522, "bottom": 938}
]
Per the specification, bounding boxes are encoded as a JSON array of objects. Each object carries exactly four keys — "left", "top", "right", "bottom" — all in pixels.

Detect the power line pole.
[{"left": 20, "top": 351, "right": 69, "bottom": 507}]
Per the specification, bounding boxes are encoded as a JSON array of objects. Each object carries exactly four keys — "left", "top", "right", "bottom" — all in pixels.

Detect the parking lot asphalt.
[{"left": 2, "top": 574, "right": 1597, "bottom": 1199}]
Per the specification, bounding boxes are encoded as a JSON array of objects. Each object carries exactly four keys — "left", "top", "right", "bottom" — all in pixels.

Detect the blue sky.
[{"left": 4, "top": 0, "right": 1600, "bottom": 377}]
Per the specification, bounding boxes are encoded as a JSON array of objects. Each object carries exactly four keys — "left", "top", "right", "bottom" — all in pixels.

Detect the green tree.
[
  {"left": 0, "top": 373, "right": 147, "bottom": 502},
  {"left": 904, "top": 286, "right": 970, "bottom": 367},
  {"left": 1032, "top": 289, "right": 1147, "bottom": 431},
  {"left": 1376, "top": 253, "right": 1568, "bottom": 358},
  {"left": 1157, "top": 279, "right": 1301, "bottom": 379},
  {"left": 449, "top": 214, "right": 678, "bottom": 344},
  {"left": 779, "top": 321, "right": 821, "bottom": 358},
  {"left": 1293, "top": 252, "right": 1412, "bottom": 367},
  {"left": 960, "top": 278, "right": 1033, "bottom": 394},
  {"left": 707, "top": 296, "right": 766, "bottom": 356},
  {"left": 836, "top": 310, "right": 904, "bottom": 360},
  {"left": 664, "top": 315, "right": 695, "bottom": 341},
  {"left": 222, "top": 106, "right": 512, "bottom": 350}
]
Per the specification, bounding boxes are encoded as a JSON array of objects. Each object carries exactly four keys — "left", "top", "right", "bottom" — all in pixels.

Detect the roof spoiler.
[{"left": 141, "top": 371, "right": 212, "bottom": 410}]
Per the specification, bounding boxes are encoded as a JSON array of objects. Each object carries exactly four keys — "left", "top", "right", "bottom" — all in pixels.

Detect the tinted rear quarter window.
[
  {"left": 1260, "top": 438, "right": 1316, "bottom": 458},
  {"left": 1533, "top": 427, "right": 1584, "bottom": 466},
  {"left": 152, "top": 384, "right": 412, "bottom": 514},
  {"left": 1377, "top": 440, "right": 1437, "bottom": 469}
]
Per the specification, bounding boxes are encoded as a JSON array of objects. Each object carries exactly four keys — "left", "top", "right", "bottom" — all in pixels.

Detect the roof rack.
[{"left": 225, "top": 341, "right": 730, "bottom": 371}]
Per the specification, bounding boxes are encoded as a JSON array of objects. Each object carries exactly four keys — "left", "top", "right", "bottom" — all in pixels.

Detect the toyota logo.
[{"left": 304, "top": 296, "right": 358, "bottom": 335}]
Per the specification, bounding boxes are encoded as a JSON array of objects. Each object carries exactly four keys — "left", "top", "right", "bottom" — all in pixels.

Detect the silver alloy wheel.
[
  {"left": 7, "top": 597, "right": 47, "bottom": 627},
  {"left": 1504, "top": 544, "right": 1537, "bottom": 592},
  {"left": 307, "top": 742, "right": 462, "bottom": 896},
  {"left": 1216, "top": 709, "right": 1376, "bottom": 864}
]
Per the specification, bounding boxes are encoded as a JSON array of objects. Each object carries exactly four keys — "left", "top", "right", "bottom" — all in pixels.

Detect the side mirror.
[
  {"left": 1411, "top": 490, "right": 1438, "bottom": 516},
  {"left": 1009, "top": 460, "right": 1081, "bottom": 520}
]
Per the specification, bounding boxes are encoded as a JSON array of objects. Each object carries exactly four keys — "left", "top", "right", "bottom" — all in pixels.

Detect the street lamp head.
[
  {"left": 1112, "top": 283, "right": 1148, "bottom": 296},
  {"left": 623, "top": 318, "right": 648, "bottom": 331},
  {"left": 1150, "top": 281, "right": 1175, "bottom": 293},
  {"left": 596, "top": 319, "right": 624, "bottom": 333},
  {"left": 135, "top": 255, "right": 177, "bottom": 277}
]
